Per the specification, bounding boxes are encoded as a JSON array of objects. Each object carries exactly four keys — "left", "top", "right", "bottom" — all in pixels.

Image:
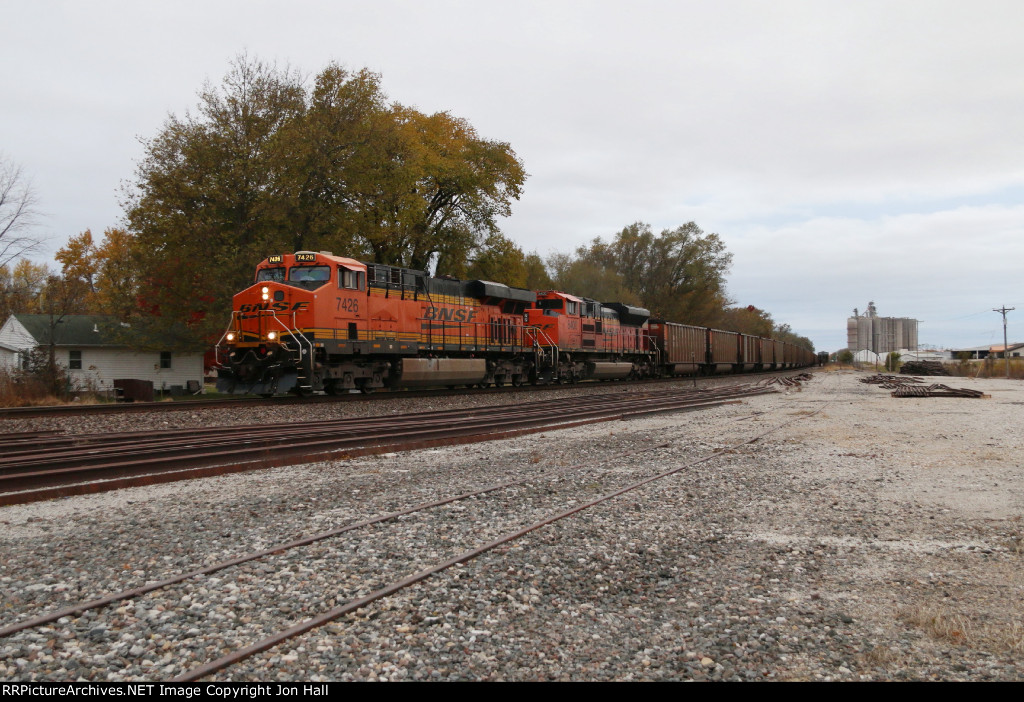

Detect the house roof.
[
  {"left": 11, "top": 314, "right": 127, "bottom": 347},
  {"left": 949, "top": 343, "right": 1023, "bottom": 353}
]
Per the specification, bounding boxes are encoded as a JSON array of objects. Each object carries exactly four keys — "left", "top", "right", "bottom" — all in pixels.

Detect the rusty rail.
[{"left": 0, "top": 383, "right": 779, "bottom": 505}]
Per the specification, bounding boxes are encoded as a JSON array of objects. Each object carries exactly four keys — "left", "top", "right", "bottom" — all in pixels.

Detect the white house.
[{"left": 0, "top": 314, "right": 205, "bottom": 393}]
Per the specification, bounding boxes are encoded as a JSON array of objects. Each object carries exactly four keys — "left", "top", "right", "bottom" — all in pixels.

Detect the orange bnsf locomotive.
[{"left": 215, "top": 251, "right": 814, "bottom": 395}]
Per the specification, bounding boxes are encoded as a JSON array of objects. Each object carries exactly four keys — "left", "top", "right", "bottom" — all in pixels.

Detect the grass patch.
[
  {"left": 899, "top": 605, "right": 1024, "bottom": 653},
  {"left": 0, "top": 372, "right": 62, "bottom": 407},
  {"left": 945, "top": 358, "right": 1024, "bottom": 379},
  {"left": 899, "top": 605, "right": 972, "bottom": 646},
  {"left": 860, "top": 645, "right": 899, "bottom": 668}
]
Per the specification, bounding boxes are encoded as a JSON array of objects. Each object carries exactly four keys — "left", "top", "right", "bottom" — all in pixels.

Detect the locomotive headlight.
[
  {"left": 267, "top": 331, "right": 277, "bottom": 341},
  {"left": 226, "top": 332, "right": 236, "bottom": 342},
  {"left": 262, "top": 286, "right": 269, "bottom": 295}
]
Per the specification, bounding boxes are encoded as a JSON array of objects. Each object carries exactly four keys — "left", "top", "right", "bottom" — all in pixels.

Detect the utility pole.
[{"left": 993, "top": 305, "right": 1015, "bottom": 378}]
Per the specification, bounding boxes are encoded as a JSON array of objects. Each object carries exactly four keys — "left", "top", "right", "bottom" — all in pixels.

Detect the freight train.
[{"left": 215, "top": 251, "right": 815, "bottom": 396}]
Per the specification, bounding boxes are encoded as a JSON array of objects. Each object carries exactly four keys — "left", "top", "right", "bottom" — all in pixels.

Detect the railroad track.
[
  {"left": 0, "top": 382, "right": 776, "bottom": 506},
  {"left": 0, "top": 374, "right": 824, "bottom": 681},
  {"left": 0, "top": 370, "right": 809, "bottom": 419}
]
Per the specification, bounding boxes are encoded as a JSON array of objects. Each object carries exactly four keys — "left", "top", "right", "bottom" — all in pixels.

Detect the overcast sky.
[{"left": 3, "top": 0, "right": 1022, "bottom": 351}]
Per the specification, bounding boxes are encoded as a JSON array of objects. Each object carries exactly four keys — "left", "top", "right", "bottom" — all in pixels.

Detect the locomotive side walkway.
[{"left": 1, "top": 370, "right": 1023, "bottom": 681}]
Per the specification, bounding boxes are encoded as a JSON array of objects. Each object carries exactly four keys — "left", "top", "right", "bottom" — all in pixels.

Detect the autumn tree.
[
  {"left": 55, "top": 230, "right": 98, "bottom": 294},
  {"left": 522, "top": 251, "right": 553, "bottom": 290},
  {"left": 611, "top": 222, "right": 731, "bottom": 324},
  {"left": 773, "top": 322, "right": 815, "bottom": 351},
  {"left": 123, "top": 56, "right": 527, "bottom": 345},
  {"left": 548, "top": 250, "right": 640, "bottom": 304},
  {"left": 719, "top": 305, "right": 775, "bottom": 337},
  {"left": 123, "top": 56, "right": 306, "bottom": 344},
  {"left": 465, "top": 233, "right": 530, "bottom": 287},
  {"left": 92, "top": 228, "right": 140, "bottom": 320},
  {"left": 549, "top": 222, "right": 731, "bottom": 324},
  {"left": 54, "top": 229, "right": 101, "bottom": 312},
  {"left": 53, "top": 227, "right": 142, "bottom": 319},
  {"left": 0, "top": 259, "right": 50, "bottom": 319},
  {"left": 288, "top": 69, "right": 526, "bottom": 272}
]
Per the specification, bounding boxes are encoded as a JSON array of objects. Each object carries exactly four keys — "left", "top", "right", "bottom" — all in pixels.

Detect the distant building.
[
  {"left": 0, "top": 314, "right": 204, "bottom": 393},
  {"left": 948, "top": 343, "right": 1024, "bottom": 360},
  {"left": 846, "top": 301, "right": 918, "bottom": 354}
]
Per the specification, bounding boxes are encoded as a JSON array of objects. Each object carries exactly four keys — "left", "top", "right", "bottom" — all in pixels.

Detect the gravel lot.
[{"left": 1, "top": 370, "right": 1022, "bottom": 681}]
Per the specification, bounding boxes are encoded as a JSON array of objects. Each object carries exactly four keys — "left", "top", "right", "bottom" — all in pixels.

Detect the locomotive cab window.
[
  {"left": 536, "top": 299, "right": 563, "bottom": 316},
  {"left": 256, "top": 267, "right": 286, "bottom": 283},
  {"left": 288, "top": 265, "right": 331, "bottom": 290},
  {"left": 566, "top": 301, "right": 579, "bottom": 316},
  {"left": 338, "top": 268, "right": 365, "bottom": 291}
]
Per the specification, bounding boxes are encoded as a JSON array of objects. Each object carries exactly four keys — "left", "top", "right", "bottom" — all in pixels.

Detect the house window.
[
  {"left": 160, "top": 351, "right": 172, "bottom": 369},
  {"left": 69, "top": 350, "right": 82, "bottom": 370}
]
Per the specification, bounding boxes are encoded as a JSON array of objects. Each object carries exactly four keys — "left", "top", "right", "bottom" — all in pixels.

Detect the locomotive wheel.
[
  {"left": 359, "top": 384, "right": 375, "bottom": 395},
  {"left": 511, "top": 375, "right": 523, "bottom": 387}
]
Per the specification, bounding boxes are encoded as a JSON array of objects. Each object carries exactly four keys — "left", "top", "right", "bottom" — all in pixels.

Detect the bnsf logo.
[
  {"left": 423, "top": 306, "right": 478, "bottom": 322},
  {"left": 238, "top": 302, "right": 310, "bottom": 313}
]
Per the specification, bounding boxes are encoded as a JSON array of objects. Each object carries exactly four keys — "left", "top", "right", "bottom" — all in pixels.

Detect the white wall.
[
  {"left": 0, "top": 347, "right": 20, "bottom": 372},
  {"left": 66, "top": 348, "right": 204, "bottom": 392},
  {"left": 0, "top": 317, "right": 35, "bottom": 353}
]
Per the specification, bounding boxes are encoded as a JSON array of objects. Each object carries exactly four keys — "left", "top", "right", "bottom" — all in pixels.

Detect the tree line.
[
  {"left": 543, "top": 222, "right": 813, "bottom": 349},
  {"left": 1, "top": 55, "right": 813, "bottom": 353}
]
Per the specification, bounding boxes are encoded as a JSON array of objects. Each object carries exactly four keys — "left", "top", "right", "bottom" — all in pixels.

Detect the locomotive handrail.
[
  {"left": 526, "top": 325, "right": 559, "bottom": 369},
  {"left": 215, "top": 309, "right": 313, "bottom": 356},
  {"left": 213, "top": 314, "right": 239, "bottom": 368},
  {"left": 416, "top": 317, "right": 537, "bottom": 353}
]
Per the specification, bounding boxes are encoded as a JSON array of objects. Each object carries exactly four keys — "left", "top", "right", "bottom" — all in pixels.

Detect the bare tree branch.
[{"left": 0, "top": 155, "right": 43, "bottom": 267}]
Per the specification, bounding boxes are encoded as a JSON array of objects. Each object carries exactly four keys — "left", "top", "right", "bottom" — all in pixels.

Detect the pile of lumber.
[
  {"left": 891, "top": 384, "right": 988, "bottom": 399},
  {"left": 762, "top": 373, "right": 814, "bottom": 387},
  {"left": 899, "top": 360, "right": 949, "bottom": 376},
  {"left": 860, "top": 374, "right": 922, "bottom": 389}
]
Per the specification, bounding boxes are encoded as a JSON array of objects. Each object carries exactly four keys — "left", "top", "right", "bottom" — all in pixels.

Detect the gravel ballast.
[{"left": 1, "top": 370, "right": 1022, "bottom": 681}]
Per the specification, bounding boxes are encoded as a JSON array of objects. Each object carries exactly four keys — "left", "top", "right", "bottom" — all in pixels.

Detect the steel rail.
[
  {"left": 0, "top": 385, "right": 754, "bottom": 471},
  {"left": 0, "top": 369, "right": 804, "bottom": 419},
  {"left": 0, "top": 403, "right": 736, "bottom": 639},
  {"left": 0, "top": 386, "right": 771, "bottom": 504},
  {"left": 0, "top": 380, "right": 635, "bottom": 419},
  {"left": 0, "top": 384, "right": 741, "bottom": 460},
  {"left": 0, "top": 390, "right": 770, "bottom": 505},
  {"left": 0, "top": 373, "right": 821, "bottom": 680},
  {"left": 177, "top": 378, "right": 832, "bottom": 681}
]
